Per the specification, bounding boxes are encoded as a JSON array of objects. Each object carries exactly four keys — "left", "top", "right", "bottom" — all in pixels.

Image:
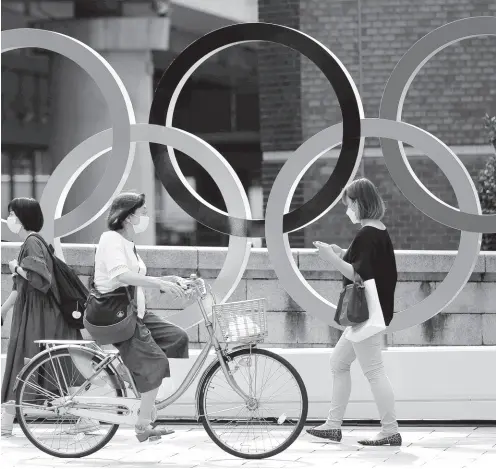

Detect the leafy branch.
[{"left": 477, "top": 114, "right": 496, "bottom": 250}]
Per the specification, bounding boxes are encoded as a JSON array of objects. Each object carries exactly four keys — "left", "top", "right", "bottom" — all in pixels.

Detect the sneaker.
[
  {"left": 1, "top": 403, "right": 15, "bottom": 437},
  {"left": 65, "top": 417, "right": 100, "bottom": 435}
]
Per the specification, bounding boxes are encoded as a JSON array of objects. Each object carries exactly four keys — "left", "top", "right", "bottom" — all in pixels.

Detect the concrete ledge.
[
  {"left": 2, "top": 244, "right": 494, "bottom": 275},
  {"left": 2, "top": 347, "right": 494, "bottom": 420},
  {"left": 2, "top": 244, "right": 496, "bottom": 346}
]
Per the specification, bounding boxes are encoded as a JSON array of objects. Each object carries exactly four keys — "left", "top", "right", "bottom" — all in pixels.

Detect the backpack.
[{"left": 28, "top": 234, "right": 87, "bottom": 329}]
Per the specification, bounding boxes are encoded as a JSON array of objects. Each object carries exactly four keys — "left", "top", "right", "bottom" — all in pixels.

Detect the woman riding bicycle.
[{"left": 87, "top": 191, "right": 190, "bottom": 442}]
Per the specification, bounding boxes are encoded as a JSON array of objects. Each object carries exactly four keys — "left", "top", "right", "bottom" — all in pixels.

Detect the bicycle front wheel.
[{"left": 198, "top": 347, "right": 308, "bottom": 459}]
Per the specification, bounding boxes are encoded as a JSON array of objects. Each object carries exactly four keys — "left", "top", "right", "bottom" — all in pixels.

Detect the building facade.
[
  {"left": 1, "top": 0, "right": 262, "bottom": 247},
  {"left": 257, "top": 0, "right": 496, "bottom": 250},
  {"left": 2, "top": 0, "right": 495, "bottom": 250}
]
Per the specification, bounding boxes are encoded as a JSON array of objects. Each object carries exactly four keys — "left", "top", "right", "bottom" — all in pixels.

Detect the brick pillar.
[{"left": 258, "top": 0, "right": 305, "bottom": 247}]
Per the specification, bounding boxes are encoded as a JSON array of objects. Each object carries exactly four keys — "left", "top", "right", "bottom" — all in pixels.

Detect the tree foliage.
[{"left": 477, "top": 114, "right": 496, "bottom": 250}]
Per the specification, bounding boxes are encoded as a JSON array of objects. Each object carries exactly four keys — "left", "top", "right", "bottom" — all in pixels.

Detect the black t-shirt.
[{"left": 342, "top": 225, "right": 397, "bottom": 326}]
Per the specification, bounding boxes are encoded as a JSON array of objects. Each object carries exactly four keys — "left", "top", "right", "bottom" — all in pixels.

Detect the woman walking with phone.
[{"left": 308, "top": 178, "right": 402, "bottom": 446}]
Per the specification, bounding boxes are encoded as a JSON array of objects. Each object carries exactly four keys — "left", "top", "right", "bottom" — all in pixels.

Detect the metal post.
[
  {"left": 381, "top": 333, "right": 388, "bottom": 349},
  {"left": 358, "top": 0, "right": 365, "bottom": 178}
]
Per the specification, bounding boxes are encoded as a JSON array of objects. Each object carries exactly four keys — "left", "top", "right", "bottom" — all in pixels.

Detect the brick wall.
[
  {"left": 259, "top": 0, "right": 496, "bottom": 249},
  {"left": 257, "top": 0, "right": 302, "bottom": 152},
  {"left": 258, "top": 0, "right": 305, "bottom": 247},
  {"left": 299, "top": 0, "right": 496, "bottom": 144},
  {"left": 303, "top": 153, "right": 491, "bottom": 250}
]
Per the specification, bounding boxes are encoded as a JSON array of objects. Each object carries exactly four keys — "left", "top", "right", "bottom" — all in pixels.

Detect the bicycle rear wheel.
[
  {"left": 16, "top": 347, "right": 123, "bottom": 458},
  {"left": 198, "top": 347, "right": 308, "bottom": 459}
]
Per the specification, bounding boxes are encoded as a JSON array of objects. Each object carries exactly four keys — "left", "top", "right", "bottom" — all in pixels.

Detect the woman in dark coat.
[{"left": 1, "top": 198, "right": 84, "bottom": 436}]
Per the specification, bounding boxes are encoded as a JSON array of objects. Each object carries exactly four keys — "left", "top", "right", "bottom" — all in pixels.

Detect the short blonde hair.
[{"left": 342, "top": 178, "right": 385, "bottom": 220}]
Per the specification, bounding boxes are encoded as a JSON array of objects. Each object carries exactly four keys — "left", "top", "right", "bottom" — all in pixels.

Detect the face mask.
[
  {"left": 346, "top": 206, "right": 359, "bottom": 224},
  {"left": 131, "top": 215, "right": 150, "bottom": 234},
  {"left": 7, "top": 215, "right": 22, "bottom": 234}
]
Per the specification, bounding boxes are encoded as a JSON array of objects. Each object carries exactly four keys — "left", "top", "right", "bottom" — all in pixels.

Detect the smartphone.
[{"left": 313, "top": 241, "right": 328, "bottom": 247}]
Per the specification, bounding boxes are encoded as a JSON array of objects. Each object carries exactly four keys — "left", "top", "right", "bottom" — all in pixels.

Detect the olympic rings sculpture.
[{"left": 1, "top": 17, "right": 494, "bottom": 332}]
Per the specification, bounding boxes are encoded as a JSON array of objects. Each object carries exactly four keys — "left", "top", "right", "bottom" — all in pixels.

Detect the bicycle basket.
[{"left": 213, "top": 298, "right": 268, "bottom": 343}]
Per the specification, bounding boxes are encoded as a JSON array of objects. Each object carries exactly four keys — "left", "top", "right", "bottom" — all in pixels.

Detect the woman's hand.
[
  {"left": 314, "top": 241, "right": 334, "bottom": 260},
  {"left": 329, "top": 244, "right": 344, "bottom": 258},
  {"left": 170, "top": 276, "right": 189, "bottom": 289},
  {"left": 158, "top": 280, "right": 186, "bottom": 299},
  {"left": 8, "top": 260, "right": 18, "bottom": 274}
]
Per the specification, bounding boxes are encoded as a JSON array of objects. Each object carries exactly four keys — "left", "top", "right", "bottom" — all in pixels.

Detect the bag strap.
[
  {"left": 26, "top": 233, "right": 54, "bottom": 258},
  {"left": 90, "top": 236, "right": 136, "bottom": 303},
  {"left": 24, "top": 233, "right": 61, "bottom": 304},
  {"left": 353, "top": 270, "right": 364, "bottom": 284}
]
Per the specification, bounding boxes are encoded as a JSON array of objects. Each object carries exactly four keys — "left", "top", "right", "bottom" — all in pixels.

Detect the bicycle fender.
[{"left": 194, "top": 344, "right": 257, "bottom": 420}]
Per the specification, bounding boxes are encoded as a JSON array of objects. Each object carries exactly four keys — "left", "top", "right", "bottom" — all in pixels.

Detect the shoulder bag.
[
  {"left": 83, "top": 286, "right": 138, "bottom": 345},
  {"left": 334, "top": 271, "right": 369, "bottom": 326}
]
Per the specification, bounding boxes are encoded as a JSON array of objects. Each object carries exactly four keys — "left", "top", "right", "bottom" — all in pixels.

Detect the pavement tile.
[
  {"left": 3, "top": 425, "right": 496, "bottom": 468},
  {"left": 472, "top": 427, "right": 496, "bottom": 434}
]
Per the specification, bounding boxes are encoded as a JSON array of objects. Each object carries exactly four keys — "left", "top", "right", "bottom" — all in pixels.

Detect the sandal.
[
  {"left": 150, "top": 422, "right": 175, "bottom": 435},
  {"left": 135, "top": 425, "right": 164, "bottom": 443}
]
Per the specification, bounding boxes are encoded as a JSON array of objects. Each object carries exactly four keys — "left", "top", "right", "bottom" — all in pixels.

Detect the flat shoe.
[
  {"left": 306, "top": 427, "right": 342, "bottom": 442},
  {"left": 358, "top": 433, "right": 402, "bottom": 446},
  {"left": 150, "top": 422, "right": 174, "bottom": 435},
  {"left": 135, "top": 426, "right": 164, "bottom": 443}
]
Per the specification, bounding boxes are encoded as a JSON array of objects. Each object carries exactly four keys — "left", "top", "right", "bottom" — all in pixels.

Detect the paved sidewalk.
[{"left": 1, "top": 424, "right": 495, "bottom": 469}]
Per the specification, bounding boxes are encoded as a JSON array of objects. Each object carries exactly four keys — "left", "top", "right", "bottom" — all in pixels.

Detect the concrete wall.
[
  {"left": 2, "top": 244, "right": 495, "bottom": 420},
  {"left": 2, "top": 244, "right": 495, "bottom": 351}
]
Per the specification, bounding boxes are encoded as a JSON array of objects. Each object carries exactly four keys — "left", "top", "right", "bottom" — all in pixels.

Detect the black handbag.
[
  {"left": 334, "top": 272, "right": 369, "bottom": 326},
  {"left": 83, "top": 286, "right": 138, "bottom": 345}
]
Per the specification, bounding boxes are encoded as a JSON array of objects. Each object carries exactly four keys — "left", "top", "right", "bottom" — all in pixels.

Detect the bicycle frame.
[
  {"left": 155, "top": 292, "right": 252, "bottom": 411},
  {"left": 15, "top": 290, "right": 254, "bottom": 426}
]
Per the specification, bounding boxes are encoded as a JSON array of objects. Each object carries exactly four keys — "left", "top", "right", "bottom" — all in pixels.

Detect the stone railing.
[{"left": 2, "top": 244, "right": 495, "bottom": 351}]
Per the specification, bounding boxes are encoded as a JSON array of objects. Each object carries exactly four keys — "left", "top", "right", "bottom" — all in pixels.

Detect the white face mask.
[
  {"left": 346, "top": 205, "right": 360, "bottom": 224},
  {"left": 7, "top": 215, "right": 22, "bottom": 234},
  {"left": 130, "top": 215, "right": 150, "bottom": 234}
]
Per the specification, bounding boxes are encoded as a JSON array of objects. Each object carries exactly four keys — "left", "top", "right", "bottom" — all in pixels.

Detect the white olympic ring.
[{"left": 1, "top": 17, "right": 494, "bottom": 333}]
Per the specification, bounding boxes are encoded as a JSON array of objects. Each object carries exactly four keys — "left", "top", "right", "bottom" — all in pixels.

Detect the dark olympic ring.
[{"left": 149, "top": 22, "right": 363, "bottom": 238}]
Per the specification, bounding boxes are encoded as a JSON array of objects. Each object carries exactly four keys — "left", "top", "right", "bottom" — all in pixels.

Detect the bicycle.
[{"left": 13, "top": 277, "right": 308, "bottom": 459}]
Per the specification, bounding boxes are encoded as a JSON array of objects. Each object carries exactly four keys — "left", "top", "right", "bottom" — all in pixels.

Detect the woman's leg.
[
  {"left": 352, "top": 332, "right": 399, "bottom": 438},
  {"left": 113, "top": 319, "right": 171, "bottom": 441},
  {"left": 307, "top": 333, "right": 356, "bottom": 439},
  {"left": 140, "top": 312, "right": 188, "bottom": 434},
  {"left": 142, "top": 311, "right": 189, "bottom": 359},
  {"left": 1, "top": 401, "right": 16, "bottom": 437},
  {"left": 136, "top": 386, "right": 160, "bottom": 429},
  {"left": 324, "top": 333, "right": 356, "bottom": 429}
]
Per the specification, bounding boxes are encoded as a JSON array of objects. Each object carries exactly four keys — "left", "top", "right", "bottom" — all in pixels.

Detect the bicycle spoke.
[
  {"left": 201, "top": 350, "right": 306, "bottom": 457},
  {"left": 16, "top": 348, "right": 121, "bottom": 458}
]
